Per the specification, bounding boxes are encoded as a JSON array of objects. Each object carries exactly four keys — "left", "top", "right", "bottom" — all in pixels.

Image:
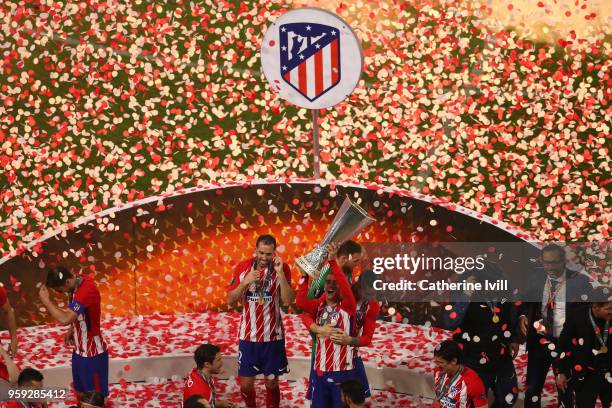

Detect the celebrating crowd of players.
[{"left": 0, "top": 236, "right": 610, "bottom": 407}]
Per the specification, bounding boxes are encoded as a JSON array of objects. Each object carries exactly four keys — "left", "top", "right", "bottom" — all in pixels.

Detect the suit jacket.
[
  {"left": 443, "top": 292, "right": 519, "bottom": 371},
  {"left": 557, "top": 305, "right": 611, "bottom": 380},
  {"left": 518, "top": 268, "right": 592, "bottom": 348}
]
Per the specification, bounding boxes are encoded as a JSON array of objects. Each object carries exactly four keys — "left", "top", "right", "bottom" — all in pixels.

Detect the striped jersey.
[
  {"left": 67, "top": 276, "right": 107, "bottom": 357},
  {"left": 433, "top": 366, "right": 487, "bottom": 408},
  {"left": 227, "top": 258, "right": 291, "bottom": 342},
  {"left": 296, "top": 260, "right": 357, "bottom": 373},
  {"left": 314, "top": 302, "right": 355, "bottom": 372}
]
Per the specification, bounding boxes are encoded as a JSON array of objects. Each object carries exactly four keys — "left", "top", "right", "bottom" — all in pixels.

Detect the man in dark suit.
[
  {"left": 556, "top": 286, "right": 611, "bottom": 407},
  {"left": 518, "top": 244, "right": 592, "bottom": 407},
  {"left": 443, "top": 262, "right": 520, "bottom": 407}
]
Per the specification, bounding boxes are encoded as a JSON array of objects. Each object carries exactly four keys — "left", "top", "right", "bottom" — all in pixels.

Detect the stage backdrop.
[{"left": 0, "top": 182, "right": 533, "bottom": 327}]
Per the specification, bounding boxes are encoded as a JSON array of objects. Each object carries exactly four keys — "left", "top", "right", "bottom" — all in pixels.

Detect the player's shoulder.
[
  {"left": 235, "top": 258, "right": 254, "bottom": 273},
  {"left": 185, "top": 368, "right": 209, "bottom": 389},
  {"left": 80, "top": 275, "right": 98, "bottom": 288},
  {"left": 75, "top": 275, "right": 100, "bottom": 295},
  {"left": 186, "top": 367, "right": 200, "bottom": 380},
  {"left": 462, "top": 366, "right": 483, "bottom": 385}
]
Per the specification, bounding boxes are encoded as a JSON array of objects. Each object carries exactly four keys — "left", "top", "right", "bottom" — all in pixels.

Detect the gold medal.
[
  {"left": 599, "top": 346, "right": 608, "bottom": 354},
  {"left": 492, "top": 315, "right": 500, "bottom": 323}
]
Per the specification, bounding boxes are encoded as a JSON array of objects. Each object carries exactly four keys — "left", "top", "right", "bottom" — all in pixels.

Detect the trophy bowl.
[{"left": 295, "top": 196, "right": 375, "bottom": 278}]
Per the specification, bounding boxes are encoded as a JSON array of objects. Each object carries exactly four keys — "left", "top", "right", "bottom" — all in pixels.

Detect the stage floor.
[{"left": 5, "top": 312, "right": 563, "bottom": 407}]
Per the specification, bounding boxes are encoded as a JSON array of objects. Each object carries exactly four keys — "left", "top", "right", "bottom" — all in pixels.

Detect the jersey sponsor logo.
[{"left": 246, "top": 292, "right": 273, "bottom": 303}]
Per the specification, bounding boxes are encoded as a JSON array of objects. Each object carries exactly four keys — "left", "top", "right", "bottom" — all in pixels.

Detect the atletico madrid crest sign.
[{"left": 261, "top": 8, "right": 363, "bottom": 109}]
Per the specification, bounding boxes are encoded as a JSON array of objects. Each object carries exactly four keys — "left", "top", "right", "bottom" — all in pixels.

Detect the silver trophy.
[{"left": 295, "top": 196, "right": 375, "bottom": 278}]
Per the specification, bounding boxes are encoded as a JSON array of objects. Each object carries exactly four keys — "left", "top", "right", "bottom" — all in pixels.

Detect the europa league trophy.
[{"left": 295, "top": 196, "right": 375, "bottom": 279}]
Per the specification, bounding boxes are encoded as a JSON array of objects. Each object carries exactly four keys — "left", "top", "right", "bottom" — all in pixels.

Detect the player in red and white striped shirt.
[
  {"left": 433, "top": 340, "right": 488, "bottom": 408},
  {"left": 38, "top": 266, "right": 109, "bottom": 403},
  {"left": 226, "top": 235, "right": 294, "bottom": 408},
  {"left": 296, "top": 243, "right": 357, "bottom": 408},
  {"left": 327, "top": 270, "right": 380, "bottom": 400}
]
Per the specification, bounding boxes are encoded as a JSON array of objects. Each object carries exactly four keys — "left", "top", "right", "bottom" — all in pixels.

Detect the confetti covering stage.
[{"left": 6, "top": 312, "right": 568, "bottom": 407}]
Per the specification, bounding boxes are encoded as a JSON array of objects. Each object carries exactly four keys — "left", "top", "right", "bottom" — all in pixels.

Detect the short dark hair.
[
  {"left": 194, "top": 344, "right": 220, "bottom": 370},
  {"left": 591, "top": 286, "right": 612, "bottom": 306},
  {"left": 184, "top": 395, "right": 207, "bottom": 408},
  {"left": 340, "top": 379, "right": 365, "bottom": 404},
  {"left": 81, "top": 390, "right": 105, "bottom": 407},
  {"left": 45, "top": 266, "right": 73, "bottom": 288},
  {"left": 256, "top": 234, "right": 276, "bottom": 248},
  {"left": 17, "top": 368, "right": 43, "bottom": 386},
  {"left": 541, "top": 244, "right": 566, "bottom": 260},
  {"left": 337, "top": 240, "right": 361, "bottom": 258},
  {"left": 434, "top": 340, "right": 463, "bottom": 364}
]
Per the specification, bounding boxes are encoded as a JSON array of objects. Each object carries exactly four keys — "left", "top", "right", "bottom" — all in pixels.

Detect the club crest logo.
[
  {"left": 279, "top": 23, "right": 341, "bottom": 102},
  {"left": 260, "top": 8, "right": 363, "bottom": 109}
]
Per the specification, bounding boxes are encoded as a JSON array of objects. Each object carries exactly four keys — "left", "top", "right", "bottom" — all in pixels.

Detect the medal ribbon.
[
  {"left": 435, "top": 366, "right": 464, "bottom": 402},
  {"left": 198, "top": 370, "right": 216, "bottom": 408},
  {"left": 588, "top": 309, "right": 610, "bottom": 351},
  {"left": 486, "top": 301, "right": 499, "bottom": 322},
  {"left": 251, "top": 259, "right": 273, "bottom": 302}
]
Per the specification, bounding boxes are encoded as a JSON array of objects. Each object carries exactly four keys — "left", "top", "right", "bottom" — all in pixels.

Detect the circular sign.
[{"left": 261, "top": 8, "right": 363, "bottom": 109}]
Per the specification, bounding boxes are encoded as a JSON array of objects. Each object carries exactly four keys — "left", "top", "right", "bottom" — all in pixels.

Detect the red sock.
[
  {"left": 265, "top": 384, "right": 281, "bottom": 408},
  {"left": 241, "top": 387, "right": 257, "bottom": 408}
]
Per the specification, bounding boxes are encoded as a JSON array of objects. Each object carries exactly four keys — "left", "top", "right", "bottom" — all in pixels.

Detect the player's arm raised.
[
  {"left": 274, "top": 257, "right": 295, "bottom": 306},
  {"left": 38, "top": 285, "right": 78, "bottom": 325}
]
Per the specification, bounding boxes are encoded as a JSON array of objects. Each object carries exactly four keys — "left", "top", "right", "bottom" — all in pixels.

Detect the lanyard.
[
  {"left": 588, "top": 309, "right": 610, "bottom": 353},
  {"left": 435, "top": 366, "right": 464, "bottom": 402},
  {"left": 198, "top": 370, "right": 216, "bottom": 407},
  {"left": 486, "top": 301, "right": 500, "bottom": 323},
  {"left": 251, "top": 259, "right": 273, "bottom": 304},
  {"left": 545, "top": 277, "right": 564, "bottom": 310}
]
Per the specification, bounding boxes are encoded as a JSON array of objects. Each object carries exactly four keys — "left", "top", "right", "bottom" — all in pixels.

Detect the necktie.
[{"left": 545, "top": 279, "right": 558, "bottom": 337}]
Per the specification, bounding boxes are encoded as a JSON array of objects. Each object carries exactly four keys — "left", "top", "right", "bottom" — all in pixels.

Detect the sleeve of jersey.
[
  {"left": 467, "top": 374, "right": 488, "bottom": 407},
  {"left": 300, "top": 313, "right": 316, "bottom": 332},
  {"left": 296, "top": 275, "right": 321, "bottom": 316},
  {"left": 0, "top": 286, "right": 6, "bottom": 308},
  {"left": 69, "top": 284, "right": 96, "bottom": 314},
  {"left": 330, "top": 260, "right": 356, "bottom": 314},
  {"left": 358, "top": 301, "right": 380, "bottom": 347}
]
